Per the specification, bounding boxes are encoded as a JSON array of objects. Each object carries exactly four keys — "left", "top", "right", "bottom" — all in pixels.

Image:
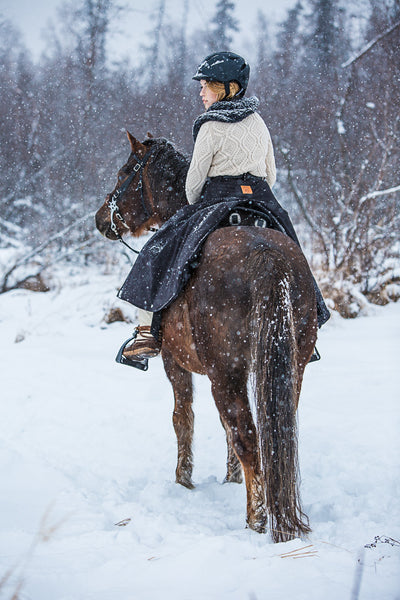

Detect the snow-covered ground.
[{"left": 0, "top": 269, "right": 399, "bottom": 600}]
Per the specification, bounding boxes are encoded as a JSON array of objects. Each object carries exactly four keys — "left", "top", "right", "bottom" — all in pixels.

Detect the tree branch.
[
  {"left": 341, "top": 19, "right": 400, "bottom": 68},
  {"left": 360, "top": 184, "right": 400, "bottom": 204},
  {"left": 0, "top": 211, "right": 96, "bottom": 293},
  {"left": 277, "top": 144, "right": 330, "bottom": 261}
]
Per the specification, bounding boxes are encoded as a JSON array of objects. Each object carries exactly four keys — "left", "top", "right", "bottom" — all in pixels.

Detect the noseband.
[{"left": 108, "top": 147, "right": 156, "bottom": 253}]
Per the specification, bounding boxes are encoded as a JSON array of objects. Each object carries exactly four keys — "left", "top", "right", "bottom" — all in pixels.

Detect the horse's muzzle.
[{"left": 95, "top": 199, "right": 118, "bottom": 239}]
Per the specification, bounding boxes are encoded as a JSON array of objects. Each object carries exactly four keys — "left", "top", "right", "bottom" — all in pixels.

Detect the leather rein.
[{"left": 107, "top": 147, "right": 156, "bottom": 254}]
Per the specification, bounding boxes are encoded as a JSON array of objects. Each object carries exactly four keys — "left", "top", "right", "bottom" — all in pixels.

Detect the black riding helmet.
[{"left": 192, "top": 51, "right": 250, "bottom": 98}]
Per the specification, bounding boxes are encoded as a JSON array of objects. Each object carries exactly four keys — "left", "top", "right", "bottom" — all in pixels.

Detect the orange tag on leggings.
[{"left": 241, "top": 185, "right": 253, "bottom": 194}]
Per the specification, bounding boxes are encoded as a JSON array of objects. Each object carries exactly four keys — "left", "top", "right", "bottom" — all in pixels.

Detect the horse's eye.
[{"left": 118, "top": 173, "right": 124, "bottom": 182}]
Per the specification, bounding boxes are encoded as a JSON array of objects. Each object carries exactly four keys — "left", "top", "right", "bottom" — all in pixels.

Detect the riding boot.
[{"left": 122, "top": 325, "right": 161, "bottom": 360}]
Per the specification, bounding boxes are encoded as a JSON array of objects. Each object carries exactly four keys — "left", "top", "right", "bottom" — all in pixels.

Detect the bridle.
[{"left": 107, "top": 146, "right": 156, "bottom": 254}]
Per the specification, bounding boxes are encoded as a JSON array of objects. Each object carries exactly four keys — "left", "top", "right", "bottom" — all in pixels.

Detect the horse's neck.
[{"left": 154, "top": 159, "right": 189, "bottom": 223}]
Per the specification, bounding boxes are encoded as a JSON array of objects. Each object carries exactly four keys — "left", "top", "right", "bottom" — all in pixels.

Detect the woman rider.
[{"left": 121, "top": 52, "right": 330, "bottom": 361}]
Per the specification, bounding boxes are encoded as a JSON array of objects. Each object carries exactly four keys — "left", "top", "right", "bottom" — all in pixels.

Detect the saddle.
[{"left": 201, "top": 174, "right": 287, "bottom": 234}]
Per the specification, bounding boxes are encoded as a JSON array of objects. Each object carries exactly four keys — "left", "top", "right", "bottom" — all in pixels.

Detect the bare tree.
[{"left": 271, "top": 0, "right": 400, "bottom": 314}]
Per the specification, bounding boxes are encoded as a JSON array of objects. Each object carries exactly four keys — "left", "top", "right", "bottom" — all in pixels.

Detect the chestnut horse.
[{"left": 95, "top": 132, "right": 318, "bottom": 542}]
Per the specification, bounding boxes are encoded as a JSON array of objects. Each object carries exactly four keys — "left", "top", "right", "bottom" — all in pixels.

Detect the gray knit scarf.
[{"left": 192, "top": 96, "right": 259, "bottom": 142}]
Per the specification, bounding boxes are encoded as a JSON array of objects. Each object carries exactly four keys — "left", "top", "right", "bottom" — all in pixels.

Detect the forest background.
[{"left": 0, "top": 0, "right": 399, "bottom": 318}]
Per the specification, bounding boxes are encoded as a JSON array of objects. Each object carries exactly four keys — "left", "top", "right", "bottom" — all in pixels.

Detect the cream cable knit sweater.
[{"left": 185, "top": 112, "right": 276, "bottom": 204}]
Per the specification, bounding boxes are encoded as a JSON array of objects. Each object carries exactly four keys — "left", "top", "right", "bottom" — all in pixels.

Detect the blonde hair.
[{"left": 206, "top": 80, "right": 240, "bottom": 101}]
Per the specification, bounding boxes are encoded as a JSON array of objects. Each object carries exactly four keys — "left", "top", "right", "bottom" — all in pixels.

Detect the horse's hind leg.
[
  {"left": 211, "top": 373, "right": 267, "bottom": 532},
  {"left": 162, "top": 349, "right": 195, "bottom": 489},
  {"left": 219, "top": 416, "right": 243, "bottom": 484}
]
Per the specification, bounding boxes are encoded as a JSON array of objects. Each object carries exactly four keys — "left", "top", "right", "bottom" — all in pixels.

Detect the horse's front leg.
[
  {"left": 220, "top": 416, "right": 243, "bottom": 484},
  {"left": 162, "top": 349, "right": 195, "bottom": 489}
]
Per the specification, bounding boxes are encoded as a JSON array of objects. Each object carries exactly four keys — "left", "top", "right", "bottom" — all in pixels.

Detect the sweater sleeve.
[
  {"left": 185, "top": 123, "right": 215, "bottom": 204},
  {"left": 265, "top": 128, "right": 276, "bottom": 188}
]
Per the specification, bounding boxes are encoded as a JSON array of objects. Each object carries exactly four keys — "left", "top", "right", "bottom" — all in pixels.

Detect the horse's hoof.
[
  {"left": 246, "top": 517, "right": 267, "bottom": 534},
  {"left": 246, "top": 523, "right": 266, "bottom": 534},
  {"left": 176, "top": 477, "right": 195, "bottom": 490},
  {"left": 223, "top": 473, "right": 243, "bottom": 484}
]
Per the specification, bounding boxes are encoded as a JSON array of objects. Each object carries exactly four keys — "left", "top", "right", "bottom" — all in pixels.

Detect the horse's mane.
[{"left": 143, "top": 138, "right": 189, "bottom": 195}]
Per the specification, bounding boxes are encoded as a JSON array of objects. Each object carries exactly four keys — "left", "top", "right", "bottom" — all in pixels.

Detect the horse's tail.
[{"left": 250, "top": 247, "right": 311, "bottom": 543}]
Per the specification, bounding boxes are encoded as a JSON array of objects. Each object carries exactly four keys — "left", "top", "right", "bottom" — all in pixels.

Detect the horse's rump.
[{"left": 167, "top": 226, "right": 316, "bottom": 375}]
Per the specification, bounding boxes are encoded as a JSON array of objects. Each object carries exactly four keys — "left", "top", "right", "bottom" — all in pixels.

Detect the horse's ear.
[
  {"left": 126, "top": 130, "right": 144, "bottom": 151},
  {"left": 146, "top": 132, "right": 154, "bottom": 139}
]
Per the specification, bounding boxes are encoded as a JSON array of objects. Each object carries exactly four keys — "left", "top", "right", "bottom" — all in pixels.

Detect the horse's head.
[{"left": 95, "top": 131, "right": 160, "bottom": 240}]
